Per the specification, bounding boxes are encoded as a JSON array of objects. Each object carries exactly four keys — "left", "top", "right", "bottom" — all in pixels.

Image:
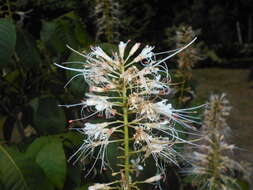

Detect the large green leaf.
[
  {"left": 26, "top": 136, "right": 52, "bottom": 159},
  {"left": 26, "top": 134, "right": 83, "bottom": 188},
  {"left": 30, "top": 97, "right": 66, "bottom": 135},
  {"left": 36, "top": 140, "right": 67, "bottom": 189},
  {"left": 40, "top": 21, "right": 66, "bottom": 54},
  {"left": 40, "top": 12, "right": 93, "bottom": 55},
  {"left": 56, "top": 12, "right": 92, "bottom": 48},
  {"left": 0, "top": 19, "right": 16, "bottom": 66},
  {"left": 15, "top": 29, "right": 41, "bottom": 68},
  {"left": 0, "top": 145, "right": 54, "bottom": 190},
  {"left": 0, "top": 145, "right": 29, "bottom": 190}
]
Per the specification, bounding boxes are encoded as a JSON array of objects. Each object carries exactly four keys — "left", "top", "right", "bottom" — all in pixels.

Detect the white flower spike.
[{"left": 56, "top": 39, "right": 200, "bottom": 189}]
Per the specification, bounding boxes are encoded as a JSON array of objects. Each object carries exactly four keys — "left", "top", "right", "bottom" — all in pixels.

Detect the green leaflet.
[
  {"left": 0, "top": 145, "right": 54, "bottom": 190},
  {"left": 0, "top": 19, "right": 16, "bottom": 67},
  {"left": 36, "top": 139, "right": 67, "bottom": 189}
]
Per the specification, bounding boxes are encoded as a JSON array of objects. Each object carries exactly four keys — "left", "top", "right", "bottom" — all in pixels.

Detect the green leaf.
[
  {"left": 40, "top": 12, "right": 93, "bottom": 56},
  {"left": 57, "top": 12, "right": 92, "bottom": 48},
  {"left": 36, "top": 140, "right": 67, "bottom": 189},
  {"left": 0, "top": 145, "right": 29, "bottom": 190},
  {"left": 30, "top": 97, "right": 66, "bottom": 135},
  {"left": 0, "top": 145, "right": 54, "bottom": 190},
  {"left": 27, "top": 134, "right": 83, "bottom": 188},
  {"left": 26, "top": 136, "right": 52, "bottom": 159},
  {"left": 15, "top": 29, "right": 41, "bottom": 68},
  {"left": 0, "top": 19, "right": 16, "bottom": 66},
  {"left": 40, "top": 21, "right": 65, "bottom": 54},
  {"left": 0, "top": 116, "right": 7, "bottom": 141},
  {"left": 53, "top": 131, "right": 83, "bottom": 148}
]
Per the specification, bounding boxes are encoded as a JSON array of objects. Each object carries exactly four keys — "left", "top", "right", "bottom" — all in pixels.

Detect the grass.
[{"left": 192, "top": 68, "right": 253, "bottom": 163}]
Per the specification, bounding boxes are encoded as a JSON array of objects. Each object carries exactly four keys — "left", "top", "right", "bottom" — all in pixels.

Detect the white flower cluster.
[{"left": 56, "top": 38, "right": 199, "bottom": 188}]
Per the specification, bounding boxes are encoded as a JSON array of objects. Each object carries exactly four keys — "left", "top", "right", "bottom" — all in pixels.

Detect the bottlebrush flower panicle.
[
  {"left": 175, "top": 25, "right": 201, "bottom": 72},
  {"left": 56, "top": 39, "right": 200, "bottom": 189},
  {"left": 186, "top": 94, "right": 249, "bottom": 189}
]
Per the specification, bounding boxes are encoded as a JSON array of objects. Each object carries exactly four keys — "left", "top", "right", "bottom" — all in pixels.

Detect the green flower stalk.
[
  {"left": 187, "top": 94, "right": 249, "bottom": 190},
  {"left": 55, "top": 38, "right": 200, "bottom": 189}
]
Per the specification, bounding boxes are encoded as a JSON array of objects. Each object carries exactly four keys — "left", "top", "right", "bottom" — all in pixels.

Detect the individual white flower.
[
  {"left": 89, "top": 83, "right": 116, "bottom": 92},
  {"left": 143, "top": 137, "right": 179, "bottom": 170},
  {"left": 144, "top": 175, "right": 163, "bottom": 183},
  {"left": 90, "top": 46, "right": 114, "bottom": 63},
  {"left": 119, "top": 41, "right": 129, "bottom": 59},
  {"left": 152, "top": 100, "right": 202, "bottom": 128},
  {"left": 128, "top": 93, "right": 145, "bottom": 110},
  {"left": 139, "top": 101, "right": 159, "bottom": 121},
  {"left": 80, "top": 122, "right": 110, "bottom": 141},
  {"left": 88, "top": 183, "right": 111, "bottom": 190},
  {"left": 85, "top": 94, "right": 116, "bottom": 118},
  {"left": 121, "top": 66, "right": 139, "bottom": 83},
  {"left": 68, "top": 129, "right": 115, "bottom": 175},
  {"left": 133, "top": 45, "right": 155, "bottom": 63},
  {"left": 130, "top": 158, "right": 144, "bottom": 177},
  {"left": 133, "top": 127, "right": 152, "bottom": 146},
  {"left": 128, "top": 42, "right": 141, "bottom": 57},
  {"left": 143, "top": 80, "right": 170, "bottom": 95}
]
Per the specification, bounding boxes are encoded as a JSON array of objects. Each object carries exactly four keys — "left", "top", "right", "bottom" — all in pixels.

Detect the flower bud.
[
  {"left": 129, "top": 43, "right": 141, "bottom": 56},
  {"left": 144, "top": 175, "right": 162, "bottom": 183}
]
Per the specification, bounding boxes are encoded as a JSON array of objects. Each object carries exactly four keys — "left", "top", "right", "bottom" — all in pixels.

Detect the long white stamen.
[{"left": 154, "top": 37, "right": 197, "bottom": 66}]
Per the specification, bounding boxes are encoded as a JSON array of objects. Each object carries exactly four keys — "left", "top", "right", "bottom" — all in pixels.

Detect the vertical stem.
[
  {"left": 6, "top": 0, "right": 13, "bottom": 20},
  {"left": 121, "top": 64, "right": 130, "bottom": 189},
  {"left": 104, "top": 0, "right": 113, "bottom": 43},
  {"left": 210, "top": 105, "right": 220, "bottom": 189}
]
